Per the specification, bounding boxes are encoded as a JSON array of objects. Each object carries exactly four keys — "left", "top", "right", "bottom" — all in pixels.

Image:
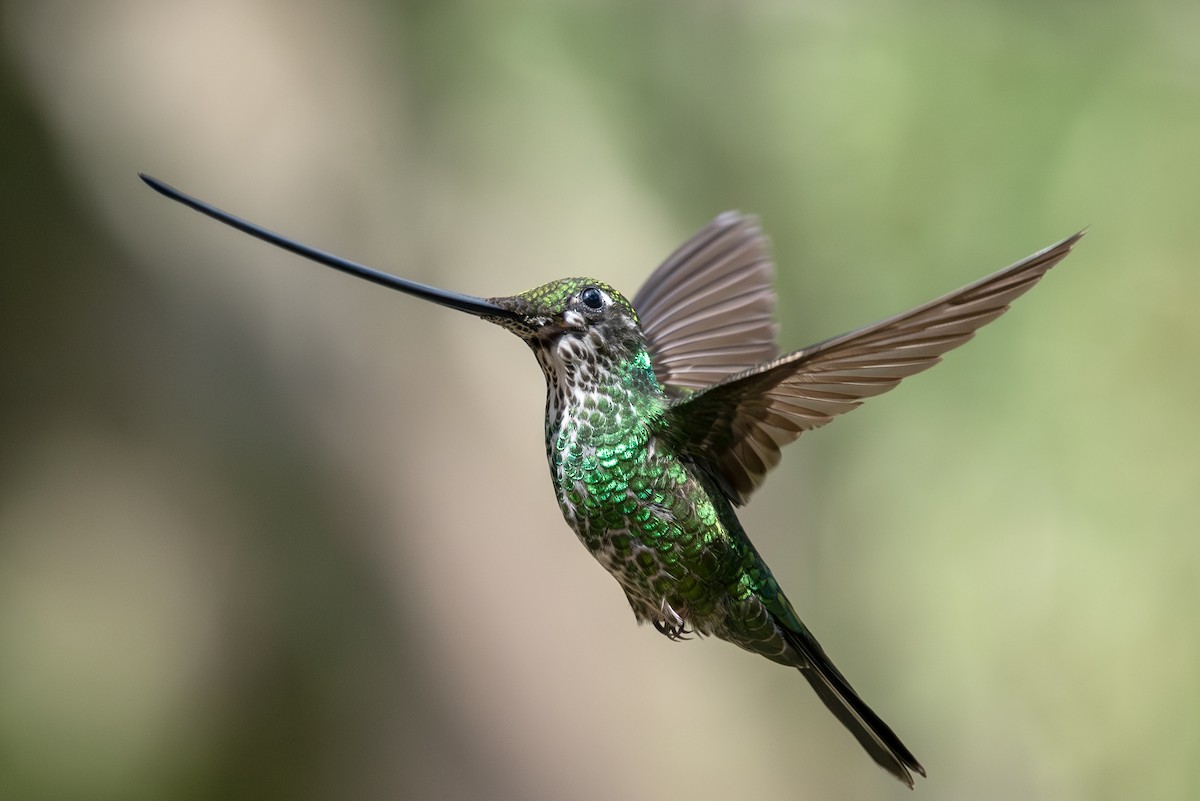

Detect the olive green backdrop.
[{"left": 1, "top": 2, "right": 1196, "bottom": 800}]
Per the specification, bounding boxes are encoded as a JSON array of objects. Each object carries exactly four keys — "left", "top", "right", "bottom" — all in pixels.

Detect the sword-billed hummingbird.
[{"left": 141, "top": 173, "right": 1081, "bottom": 786}]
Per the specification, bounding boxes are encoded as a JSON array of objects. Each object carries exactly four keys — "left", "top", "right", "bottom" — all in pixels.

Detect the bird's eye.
[{"left": 579, "top": 287, "right": 605, "bottom": 310}]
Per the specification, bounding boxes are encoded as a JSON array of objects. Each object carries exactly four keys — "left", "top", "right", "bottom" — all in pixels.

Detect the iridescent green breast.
[{"left": 545, "top": 361, "right": 741, "bottom": 628}]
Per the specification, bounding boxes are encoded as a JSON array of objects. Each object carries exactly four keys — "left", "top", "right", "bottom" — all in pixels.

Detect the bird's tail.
[{"left": 781, "top": 624, "right": 925, "bottom": 787}]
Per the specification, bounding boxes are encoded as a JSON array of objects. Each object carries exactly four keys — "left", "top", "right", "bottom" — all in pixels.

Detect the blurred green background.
[{"left": 2, "top": 1, "right": 1197, "bottom": 799}]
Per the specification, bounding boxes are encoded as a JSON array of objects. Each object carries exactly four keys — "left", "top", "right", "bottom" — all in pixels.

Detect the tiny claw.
[
  {"left": 653, "top": 598, "right": 694, "bottom": 641},
  {"left": 653, "top": 619, "right": 693, "bottom": 641}
]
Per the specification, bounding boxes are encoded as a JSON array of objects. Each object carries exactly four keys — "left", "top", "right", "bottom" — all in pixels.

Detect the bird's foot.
[{"left": 653, "top": 598, "right": 693, "bottom": 641}]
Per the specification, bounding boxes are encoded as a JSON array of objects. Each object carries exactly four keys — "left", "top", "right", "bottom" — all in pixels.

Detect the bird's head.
[{"left": 489, "top": 278, "right": 641, "bottom": 346}]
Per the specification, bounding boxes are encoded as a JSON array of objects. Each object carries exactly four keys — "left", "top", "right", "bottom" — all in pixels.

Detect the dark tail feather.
[{"left": 783, "top": 626, "right": 925, "bottom": 787}]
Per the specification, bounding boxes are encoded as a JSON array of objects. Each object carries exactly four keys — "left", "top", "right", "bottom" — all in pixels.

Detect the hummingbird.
[{"left": 141, "top": 173, "right": 1081, "bottom": 787}]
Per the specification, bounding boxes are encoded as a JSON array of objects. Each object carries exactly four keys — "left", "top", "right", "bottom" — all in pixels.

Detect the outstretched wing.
[
  {"left": 633, "top": 212, "right": 779, "bottom": 391},
  {"left": 666, "top": 232, "right": 1084, "bottom": 505}
]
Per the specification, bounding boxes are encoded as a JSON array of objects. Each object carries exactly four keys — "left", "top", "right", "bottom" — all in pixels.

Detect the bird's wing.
[
  {"left": 665, "top": 232, "right": 1084, "bottom": 505},
  {"left": 633, "top": 212, "right": 779, "bottom": 391}
]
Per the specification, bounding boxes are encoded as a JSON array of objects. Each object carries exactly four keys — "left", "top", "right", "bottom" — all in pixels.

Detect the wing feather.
[
  {"left": 666, "top": 232, "right": 1084, "bottom": 504},
  {"left": 634, "top": 212, "right": 779, "bottom": 390}
]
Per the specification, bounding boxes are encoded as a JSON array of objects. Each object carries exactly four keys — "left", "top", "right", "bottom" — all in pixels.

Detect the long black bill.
[{"left": 140, "top": 174, "right": 517, "bottom": 320}]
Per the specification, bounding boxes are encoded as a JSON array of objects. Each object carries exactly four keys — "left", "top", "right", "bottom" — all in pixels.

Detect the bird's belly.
[
  {"left": 556, "top": 487, "right": 728, "bottom": 628},
  {"left": 549, "top": 423, "right": 736, "bottom": 626}
]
